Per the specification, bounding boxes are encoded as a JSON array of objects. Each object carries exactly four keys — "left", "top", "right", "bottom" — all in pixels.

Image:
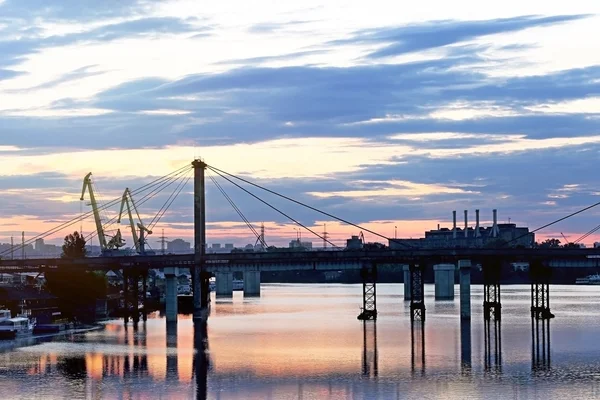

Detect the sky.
[{"left": 1, "top": 0, "right": 600, "bottom": 249}]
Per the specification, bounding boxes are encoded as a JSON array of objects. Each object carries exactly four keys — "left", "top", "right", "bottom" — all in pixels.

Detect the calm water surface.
[{"left": 2, "top": 284, "right": 600, "bottom": 399}]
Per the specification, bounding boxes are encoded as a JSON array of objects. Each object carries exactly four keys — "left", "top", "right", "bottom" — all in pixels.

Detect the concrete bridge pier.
[
  {"left": 459, "top": 260, "right": 471, "bottom": 320},
  {"left": 244, "top": 270, "right": 261, "bottom": 297},
  {"left": 434, "top": 264, "right": 455, "bottom": 300},
  {"left": 164, "top": 267, "right": 179, "bottom": 323},
  {"left": 215, "top": 272, "right": 233, "bottom": 296}
]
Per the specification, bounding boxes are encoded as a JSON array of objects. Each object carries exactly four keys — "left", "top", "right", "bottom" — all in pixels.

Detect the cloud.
[
  {"left": 333, "top": 15, "right": 589, "bottom": 58},
  {"left": 0, "top": 0, "right": 145, "bottom": 21}
]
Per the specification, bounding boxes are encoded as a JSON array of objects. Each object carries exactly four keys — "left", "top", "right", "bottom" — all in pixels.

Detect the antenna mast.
[{"left": 158, "top": 229, "right": 168, "bottom": 255}]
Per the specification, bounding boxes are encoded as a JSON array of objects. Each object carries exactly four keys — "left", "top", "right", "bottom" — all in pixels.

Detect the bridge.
[{"left": 1, "top": 159, "right": 599, "bottom": 325}]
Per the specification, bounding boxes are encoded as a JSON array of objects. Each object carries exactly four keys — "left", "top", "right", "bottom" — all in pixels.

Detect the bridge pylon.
[
  {"left": 483, "top": 260, "right": 501, "bottom": 321},
  {"left": 357, "top": 262, "right": 377, "bottom": 320}
]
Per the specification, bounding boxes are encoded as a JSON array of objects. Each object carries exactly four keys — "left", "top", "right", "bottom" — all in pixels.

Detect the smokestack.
[
  {"left": 474, "top": 209, "right": 481, "bottom": 238},
  {"left": 490, "top": 209, "right": 500, "bottom": 238},
  {"left": 452, "top": 211, "right": 457, "bottom": 239},
  {"left": 464, "top": 210, "right": 468, "bottom": 238}
]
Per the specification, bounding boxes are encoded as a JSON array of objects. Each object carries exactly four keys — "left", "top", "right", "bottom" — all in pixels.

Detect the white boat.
[
  {"left": 0, "top": 310, "right": 36, "bottom": 340},
  {"left": 0, "top": 309, "right": 11, "bottom": 322},
  {"left": 575, "top": 274, "right": 600, "bottom": 285}
]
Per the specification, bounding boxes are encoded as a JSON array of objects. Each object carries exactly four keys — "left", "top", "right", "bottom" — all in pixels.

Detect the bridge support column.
[
  {"left": 132, "top": 272, "right": 140, "bottom": 323},
  {"left": 403, "top": 265, "right": 411, "bottom": 300},
  {"left": 164, "top": 267, "right": 178, "bottom": 323},
  {"left": 193, "top": 159, "right": 208, "bottom": 323},
  {"left": 215, "top": 272, "right": 233, "bottom": 296},
  {"left": 483, "top": 260, "right": 501, "bottom": 321},
  {"left": 244, "top": 270, "right": 261, "bottom": 297},
  {"left": 201, "top": 273, "right": 211, "bottom": 308},
  {"left": 358, "top": 263, "right": 377, "bottom": 320},
  {"left": 459, "top": 260, "right": 471, "bottom": 320},
  {"left": 123, "top": 270, "right": 129, "bottom": 323},
  {"left": 530, "top": 260, "right": 554, "bottom": 320},
  {"left": 410, "top": 263, "right": 425, "bottom": 322},
  {"left": 434, "top": 264, "right": 455, "bottom": 300},
  {"left": 142, "top": 271, "right": 148, "bottom": 322}
]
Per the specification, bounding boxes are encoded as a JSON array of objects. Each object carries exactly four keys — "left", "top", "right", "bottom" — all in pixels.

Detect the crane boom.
[
  {"left": 80, "top": 172, "right": 107, "bottom": 250},
  {"left": 118, "top": 188, "right": 152, "bottom": 253}
]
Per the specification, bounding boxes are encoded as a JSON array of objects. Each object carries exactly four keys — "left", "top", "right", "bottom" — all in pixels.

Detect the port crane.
[
  {"left": 118, "top": 188, "right": 152, "bottom": 254},
  {"left": 80, "top": 172, "right": 125, "bottom": 253}
]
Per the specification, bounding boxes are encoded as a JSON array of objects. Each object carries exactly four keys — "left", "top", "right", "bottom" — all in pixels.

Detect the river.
[{"left": 2, "top": 284, "right": 600, "bottom": 399}]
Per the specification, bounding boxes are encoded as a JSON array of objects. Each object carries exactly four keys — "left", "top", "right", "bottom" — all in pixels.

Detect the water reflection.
[
  {"left": 461, "top": 320, "right": 471, "bottom": 374},
  {"left": 193, "top": 322, "right": 209, "bottom": 400},
  {"left": 484, "top": 319, "right": 502, "bottom": 375},
  {"left": 3, "top": 285, "right": 600, "bottom": 399},
  {"left": 532, "top": 318, "right": 551, "bottom": 371},
  {"left": 411, "top": 319, "right": 425, "bottom": 375},
  {"left": 361, "top": 321, "right": 378, "bottom": 378},
  {"left": 166, "top": 322, "right": 178, "bottom": 381}
]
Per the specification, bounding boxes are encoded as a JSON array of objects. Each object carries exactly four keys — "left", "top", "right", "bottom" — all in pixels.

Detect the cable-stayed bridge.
[{"left": 1, "top": 159, "right": 600, "bottom": 324}]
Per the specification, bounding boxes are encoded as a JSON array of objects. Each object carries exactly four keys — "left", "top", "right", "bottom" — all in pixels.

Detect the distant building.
[
  {"left": 346, "top": 235, "right": 363, "bottom": 250},
  {"left": 389, "top": 210, "right": 534, "bottom": 249},
  {"left": 224, "top": 244, "right": 234, "bottom": 250},
  {"left": 35, "top": 238, "right": 45, "bottom": 252},
  {"left": 289, "top": 239, "right": 312, "bottom": 249},
  {"left": 211, "top": 243, "right": 221, "bottom": 250},
  {"left": 167, "top": 239, "right": 191, "bottom": 254}
]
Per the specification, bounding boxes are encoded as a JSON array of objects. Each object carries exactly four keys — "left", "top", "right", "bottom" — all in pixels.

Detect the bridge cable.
[
  {"left": 209, "top": 167, "right": 338, "bottom": 248},
  {"left": 505, "top": 199, "right": 600, "bottom": 246},
  {"left": 574, "top": 223, "right": 600, "bottom": 244},
  {"left": 0, "top": 164, "right": 192, "bottom": 256},
  {"left": 85, "top": 167, "right": 193, "bottom": 245},
  {"left": 149, "top": 169, "right": 193, "bottom": 231},
  {"left": 206, "top": 164, "right": 414, "bottom": 249},
  {"left": 65, "top": 165, "right": 193, "bottom": 248},
  {"left": 208, "top": 172, "right": 267, "bottom": 248}
]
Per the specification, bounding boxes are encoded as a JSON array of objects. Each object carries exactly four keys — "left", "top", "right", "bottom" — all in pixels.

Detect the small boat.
[
  {"left": 576, "top": 274, "right": 600, "bottom": 285},
  {"left": 0, "top": 311, "right": 36, "bottom": 340}
]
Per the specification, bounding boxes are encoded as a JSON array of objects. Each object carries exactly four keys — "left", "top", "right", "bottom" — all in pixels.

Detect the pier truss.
[
  {"left": 358, "top": 263, "right": 377, "bottom": 320},
  {"left": 409, "top": 263, "right": 426, "bottom": 322},
  {"left": 530, "top": 260, "right": 554, "bottom": 320},
  {"left": 483, "top": 260, "right": 502, "bottom": 321}
]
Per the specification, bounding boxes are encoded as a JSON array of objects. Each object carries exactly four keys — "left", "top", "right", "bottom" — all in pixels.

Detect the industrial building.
[{"left": 389, "top": 209, "right": 534, "bottom": 249}]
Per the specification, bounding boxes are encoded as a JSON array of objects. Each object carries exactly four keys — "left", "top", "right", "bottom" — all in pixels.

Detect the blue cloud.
[
  {"left": 0, "top": 0, "right": 144, "bottom": 21},
  {"left": 333, "top": 15, "right": 589, "bottom": 58}
]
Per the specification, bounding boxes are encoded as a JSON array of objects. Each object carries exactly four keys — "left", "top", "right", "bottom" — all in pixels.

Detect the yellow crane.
[
  {"left": 118, "top": 188, "right": 152, "bottom": 254},
  {"left": 80, "top": 172, "right": 124, "bottom": 253}
]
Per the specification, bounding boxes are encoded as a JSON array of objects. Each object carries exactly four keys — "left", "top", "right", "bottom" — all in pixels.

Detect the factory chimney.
[
  {"left": 490, "top": 209, "right": 500, "bottom": 238},
  {"left": 452, "top": 211, "right": 457, "bottom": 239},
  {"left": 474, "top": 209, "right": 481, "bottom": 238},
  {"left": 464, "top": 210, "right": 468, "bottom": 238}
]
